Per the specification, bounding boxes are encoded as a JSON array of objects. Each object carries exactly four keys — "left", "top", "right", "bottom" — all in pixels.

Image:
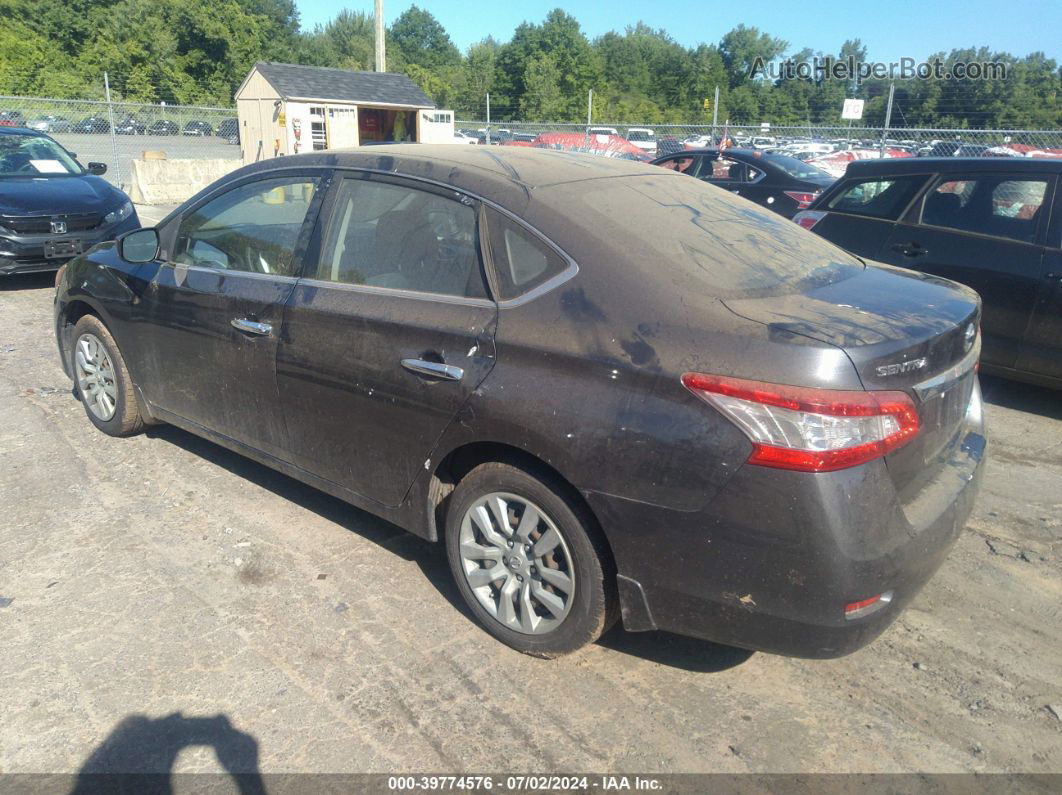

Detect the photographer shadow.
[{"left": 71, "top": 712, "right": 265, "bottom": 795}]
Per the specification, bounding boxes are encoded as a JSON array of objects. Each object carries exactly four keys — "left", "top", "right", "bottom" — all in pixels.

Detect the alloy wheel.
[
  {"left": 458, "top": 492, "right": 575, "bottom": 635},
  {"left": 74, "top": 333, "right": 118, "bottom": 421}
]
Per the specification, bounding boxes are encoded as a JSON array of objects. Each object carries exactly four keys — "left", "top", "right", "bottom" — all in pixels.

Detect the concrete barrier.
[{"left": 127, "top": 157, "right": 242, "bottom": 205}]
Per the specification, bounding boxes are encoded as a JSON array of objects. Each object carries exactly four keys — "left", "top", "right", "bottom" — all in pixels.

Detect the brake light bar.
[{"left": 681, "top": 373, "right": 921, "bottom": 473}]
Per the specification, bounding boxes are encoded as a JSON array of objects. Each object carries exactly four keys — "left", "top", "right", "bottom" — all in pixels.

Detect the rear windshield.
[
  {"left": 559, "top": 173, "right": 863, "bottom": 299},
  {"left": 762, "top": 154, "right": 831, "bottom": 180}
]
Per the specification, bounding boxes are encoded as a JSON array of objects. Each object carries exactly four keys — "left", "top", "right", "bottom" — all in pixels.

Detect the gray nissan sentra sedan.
[{"left": 54, "top": 146, "right": 986, "bottom": 658}]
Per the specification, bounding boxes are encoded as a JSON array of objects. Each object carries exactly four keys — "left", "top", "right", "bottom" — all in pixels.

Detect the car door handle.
[
  {"left": 401, "top": 358, "right": 464, "bottom": 381},
  {"left": 230, "top": 318, "right": 273, "bottom": 336},
  {"left": 890, "top": 242, "right": 928, "bottom": 257}
]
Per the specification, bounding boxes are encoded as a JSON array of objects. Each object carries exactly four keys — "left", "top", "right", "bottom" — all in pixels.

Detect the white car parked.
[{"left": 625, "top": 127, "right": 656, "bottom": 154}]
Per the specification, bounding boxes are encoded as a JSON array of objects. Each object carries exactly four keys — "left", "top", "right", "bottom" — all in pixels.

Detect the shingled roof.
[{"left": 247, "top": 62, "right": 436, "bottom": 108}]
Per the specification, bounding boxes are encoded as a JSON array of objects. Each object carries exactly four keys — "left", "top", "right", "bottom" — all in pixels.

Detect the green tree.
[{"left": 390, "top": 5, "right": 461, "bottom": 71}]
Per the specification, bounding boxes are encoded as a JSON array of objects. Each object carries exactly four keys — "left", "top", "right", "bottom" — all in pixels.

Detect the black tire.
[
  {"left": 444, "top": 461, "right": 618, "bottom": 657},
  {"left": 70, "top": 315, "right": 145, "bottom": 437}
]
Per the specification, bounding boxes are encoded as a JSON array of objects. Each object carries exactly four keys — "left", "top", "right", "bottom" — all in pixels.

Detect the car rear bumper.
[
  {"left": 587, "top": 387, "right": 986, "bottom": 658},
  {"left": 0, "top": 215, "right": 139, "bottom": 275}
]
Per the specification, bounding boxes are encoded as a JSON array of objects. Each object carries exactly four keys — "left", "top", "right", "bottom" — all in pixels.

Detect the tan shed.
[{"left": 235, "top": 62, "right": 454, "bottom": 164}]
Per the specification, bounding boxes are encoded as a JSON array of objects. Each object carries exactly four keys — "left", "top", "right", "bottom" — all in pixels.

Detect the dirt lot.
[{"left": 0, "top": 272, "right": 1059, "bottom": 776}]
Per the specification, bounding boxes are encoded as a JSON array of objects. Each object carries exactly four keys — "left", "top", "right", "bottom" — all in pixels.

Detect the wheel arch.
[{"left": 427, "top": 441, "right": 617, "bottom": 578}]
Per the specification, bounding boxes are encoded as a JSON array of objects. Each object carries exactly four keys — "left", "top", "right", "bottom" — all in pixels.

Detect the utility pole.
[
  {"left": 879, "top": 82, "right": 895, "bottom": 157},
  {"left": 485, "top": 93, "right": 491, "bottom": 145},
  {"left": 374, "top": 0, "right": 386, "bottom": 72}
]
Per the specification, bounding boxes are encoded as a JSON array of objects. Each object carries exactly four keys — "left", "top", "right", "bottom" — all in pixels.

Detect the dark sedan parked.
[
  {"left": 114, "top": 116, "right": 146, "bottom": 135},
  {"left": 147, "top": 120, "right": 179, "bottom": 136},
  {"left": 72, "top": 117, "right": 111, "bottom": 134},
  {"left": 652, "top": 147, "right": 835, "bottom": 218},
  {"left": 217, "top": 118, "right": 239, "bottom": 143},
  {"left": 55, "top": 146, "right": 985, "bottom": 658},
  {"left": 795, "top": 157, "right": 1062, "bottom": 389},
  {"left": 1, "top": 128, "right": 139, "bottom": 275},
  {"left": 182, "top": 120, "right": 214, "bottom": 136}
]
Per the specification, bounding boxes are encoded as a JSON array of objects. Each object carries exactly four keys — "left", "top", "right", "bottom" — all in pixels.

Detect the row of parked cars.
[
  {"left": 3, "top": 124, "right": 1058, "bottom": 664},
  {"left": 0, "top": 110, "right": 238, "bottom": 141}
]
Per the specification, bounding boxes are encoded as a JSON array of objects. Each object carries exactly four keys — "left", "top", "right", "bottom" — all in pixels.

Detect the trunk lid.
[{"left": 723, "top": 263, "right": 981, "bottom": 495}]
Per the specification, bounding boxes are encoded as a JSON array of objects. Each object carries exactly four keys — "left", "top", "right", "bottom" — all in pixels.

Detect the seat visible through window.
[{"left": 314, "top": 178, "right": 487, "bottom": 299}]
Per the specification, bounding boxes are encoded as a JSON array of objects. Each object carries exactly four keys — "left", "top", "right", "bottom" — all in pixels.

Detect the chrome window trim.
[
  {"left": 161, "top": 262, "right": 300, "bottom": 283},
  {"left": 294, "top": 276, "right": 496, "bottom": 308}
]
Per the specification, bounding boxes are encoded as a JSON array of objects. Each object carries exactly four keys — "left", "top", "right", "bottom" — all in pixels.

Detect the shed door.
[{"left": 329, "top": 106, "right": 358, "bottom": 148}]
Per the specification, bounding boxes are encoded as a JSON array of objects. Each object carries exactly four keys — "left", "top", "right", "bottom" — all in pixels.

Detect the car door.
[
  {"left": 811, "top": 173, "right": 930, "bottom": 256},
  {"left": 879, "top": 173, "right": 1051, "bottom": 371},
  {"left": 1017, "top": 179, "right": 1062, "bottom": 381},
  {"left": 276, "top": 172, "right": 497, "bottom": 506},
  {"left": 133, "top": 171, "right": 327, "bottom": 457}
]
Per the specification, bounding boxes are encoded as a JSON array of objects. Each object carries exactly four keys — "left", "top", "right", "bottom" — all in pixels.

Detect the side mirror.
[
  {"left": 87, "top": 162, "right": 107, "bottom": 175},
  {"left": 118, "top": 228, "right": 160, "bottom": 263}
]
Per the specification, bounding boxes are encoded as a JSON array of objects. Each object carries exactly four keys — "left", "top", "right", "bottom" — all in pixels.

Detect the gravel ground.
[{"left": 0, "top": 272, "right": 1059, "bottom": 776}]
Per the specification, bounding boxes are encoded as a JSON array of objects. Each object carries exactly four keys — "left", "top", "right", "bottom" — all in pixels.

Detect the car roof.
[
  {"left": 237, "top": 144, "right": 661, "bottom": 206},
  {"left": 845, "top": 156, "right": 1062, "bottom": 176},
  {"left": 0, "top": 127, "right": 45, "bottom": 137}
]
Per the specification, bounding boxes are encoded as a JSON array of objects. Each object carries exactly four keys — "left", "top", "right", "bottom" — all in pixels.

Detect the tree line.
[{"left": 3, "top": 0, "right": 1059, "bottom": 129}]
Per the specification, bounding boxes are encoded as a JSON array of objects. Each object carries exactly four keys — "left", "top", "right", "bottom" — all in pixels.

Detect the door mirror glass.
[
  {"left": 87, "top": 162, "right": 107, "bottom": 175},
  {"left": 119, "top": 228, "right": 159, "bottom": 263}
]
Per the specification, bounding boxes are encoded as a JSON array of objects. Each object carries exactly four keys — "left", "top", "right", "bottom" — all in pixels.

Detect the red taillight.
[
  {"left": 783, "top": 190, "right": 819, "bottom": 210},
  {"left": 792, "top": 210, "right": 825, "bottom": 230},
  {"left": 681, "top": 373, "right": 921, "bottom": 473}
]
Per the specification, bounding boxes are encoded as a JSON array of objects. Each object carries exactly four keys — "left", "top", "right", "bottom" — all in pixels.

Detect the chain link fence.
[
  {"left": 5, "top": 88, "right": 1062, "bottom": 191},
  {"left": 0, "top": 95, "right": 239, "bottom": 189},
  {"left": 456, "top": 121, "right": 1062, "bottom": 158}
]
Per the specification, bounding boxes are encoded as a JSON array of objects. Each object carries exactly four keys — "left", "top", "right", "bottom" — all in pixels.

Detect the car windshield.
[
  {"left": 762, "top": 153, "right": 830, "bottom": 180},
  {"left": 0, "top": 134, "right": 81, "bottom": 177}
]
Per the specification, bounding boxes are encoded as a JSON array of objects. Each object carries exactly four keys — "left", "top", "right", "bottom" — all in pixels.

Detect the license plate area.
[
  {"left": 920, "top": 370, "right": 975, "bottom": 464},
  {"left": 44, "top": 239, "right": 82, "bottom": 259}
]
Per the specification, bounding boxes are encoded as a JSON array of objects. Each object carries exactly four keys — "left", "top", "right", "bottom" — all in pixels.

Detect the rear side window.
[
  {"left": 921, "top": 176, "right": 1048, "bottom": 243},
  {"left": 827, "top": 176, "right": 926, "bottom": 219},
  {"left": 485, "top": 208, "right": 568, "bottom": 300},
  {"left": 313, "top": 177, "right": 486, "bottom": 299}
]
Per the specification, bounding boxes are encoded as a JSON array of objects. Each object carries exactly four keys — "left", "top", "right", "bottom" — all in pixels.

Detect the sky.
[{"left": 294, "top": 0, "right": 1061, "bottom": 62}]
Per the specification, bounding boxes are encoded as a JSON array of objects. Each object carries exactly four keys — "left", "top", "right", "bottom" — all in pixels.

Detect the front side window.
[
  {"left": 827, "top": 176, "right": 926, "bottom": 220},
  {"left": 921, "top": 176, "right": 1048, "bottom": 243},
  {"left": 313, "top": 178, "right": 486, "bottom": 299},
  {"left": 173, "top": 177, "right": 318, "bottom": 276},
  {"left": 658, "top": 156, "right": 699, "bottom": 175}
]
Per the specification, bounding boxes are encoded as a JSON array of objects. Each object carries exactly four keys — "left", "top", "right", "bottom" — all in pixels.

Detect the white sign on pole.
[{"left": 841, "top": 99, "right": 865, "bottom": 120}]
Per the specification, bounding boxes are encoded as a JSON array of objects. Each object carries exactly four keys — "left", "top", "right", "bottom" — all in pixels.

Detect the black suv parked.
[{"left": 796, "top": 158, "right": 1061, "bottom": 388}]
